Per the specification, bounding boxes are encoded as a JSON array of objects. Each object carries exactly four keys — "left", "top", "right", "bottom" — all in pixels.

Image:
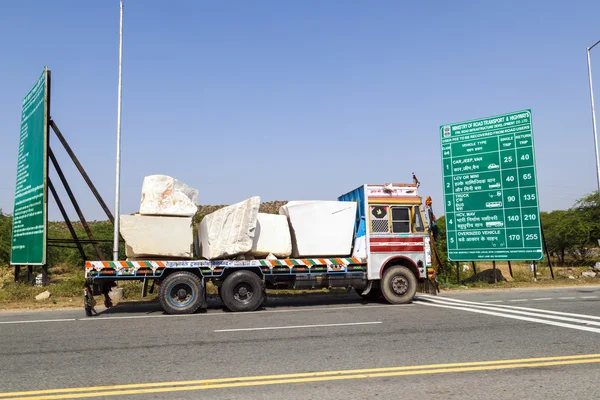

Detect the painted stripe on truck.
[{"left": 370, "top": 245, "right": 425, "bottom": 253}]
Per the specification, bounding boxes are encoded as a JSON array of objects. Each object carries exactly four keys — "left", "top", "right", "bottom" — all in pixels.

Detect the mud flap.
[
  {"left": 417, "top": 278, "right": 439, "bottom": 295},
  {"left": 359, "top": 280, "right": 373, "bottom": 296}
]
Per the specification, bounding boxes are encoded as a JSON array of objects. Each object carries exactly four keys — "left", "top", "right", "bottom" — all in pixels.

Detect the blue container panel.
[{"left": 337, "top": 185, "right": 366, "bottom": 240}]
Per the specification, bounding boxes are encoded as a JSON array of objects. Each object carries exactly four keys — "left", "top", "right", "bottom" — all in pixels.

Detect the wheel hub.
[
  {"left": 177, "top": 289, "right": 188, "bottom": 300},
  {"left": 169, "top": 283, "right": 194, "bottom": 307},
  {"left": 234, "top": 283, "right": 253, "bottom": 302},
  {"left": 391, "top": 276, "right": 408, "bottom": 295}
]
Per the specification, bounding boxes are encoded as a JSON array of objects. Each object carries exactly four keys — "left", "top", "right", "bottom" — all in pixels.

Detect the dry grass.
[
  {"left": 2, "top": 259, "right": 600, "bottom": 312},
  {"left": 439, "top": 260, "right": 600, "bottom": 291}
]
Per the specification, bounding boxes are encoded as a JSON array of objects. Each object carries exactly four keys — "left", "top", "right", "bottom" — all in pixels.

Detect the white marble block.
[
  {"left": 250, "top": 213, "right": 292, "bottom": 257},
  {"left": 120, "top": 214, "right": 193, "bottom": 259},
  {"left": 139, "top": 175, "right": 198, "bottom": 217},
  {"left": 199, "top": 196, "right": 260, "bottom": 260},
  {"left": 279, "top": 201, "right": 357, "bottom": 257}
]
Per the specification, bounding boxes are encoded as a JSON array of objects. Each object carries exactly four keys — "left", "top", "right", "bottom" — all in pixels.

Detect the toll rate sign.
[
  {"left": 10, "top": 68, "right": 49, "bottom": 265},
  {"left": 440, "top": 109, "right": 543, "bottom": 261}
]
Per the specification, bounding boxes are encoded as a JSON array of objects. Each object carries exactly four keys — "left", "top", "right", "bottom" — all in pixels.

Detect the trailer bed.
[{"left": 85, "top": 257, "right": 368, "bottom": 279}]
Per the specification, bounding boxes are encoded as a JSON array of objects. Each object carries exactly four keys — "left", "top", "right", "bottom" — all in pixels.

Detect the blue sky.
[{"left": 1, "top": 0, "right": 600, "bottom": 220}]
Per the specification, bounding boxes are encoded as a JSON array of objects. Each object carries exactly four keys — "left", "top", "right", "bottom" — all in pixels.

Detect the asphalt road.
[{"left": 1, "top": 286, "right": 600, "bottom": 399}]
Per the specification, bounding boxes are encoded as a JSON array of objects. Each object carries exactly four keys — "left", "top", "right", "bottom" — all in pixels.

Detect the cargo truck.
[{"left": 84, "top": 182, "right": 437, "bottom": 315}]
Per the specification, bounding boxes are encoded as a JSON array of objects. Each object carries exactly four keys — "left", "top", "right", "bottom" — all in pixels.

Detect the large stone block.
[
  {"left": 280, "top": 201, "right": 357, "bottom": 257},
  {"left": 250, "top": 213, "right": 292, "bottom": 258},
  {"left": 199, "top": 196, "right": 260, "bottom": 260},
  {"left": 120, "top": 214, "right": 193, "bottom": 259},
  {"left": 139, "top": 175, "right": 198, "bottom": 217}
]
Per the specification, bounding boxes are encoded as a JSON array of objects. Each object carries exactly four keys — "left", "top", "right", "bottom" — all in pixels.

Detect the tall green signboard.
[
  {"left": 10, "top": 67, "right": 50, "bottom": 265},
  {"left": 440, "top": 110, "right": 543, "bottom": 261}
]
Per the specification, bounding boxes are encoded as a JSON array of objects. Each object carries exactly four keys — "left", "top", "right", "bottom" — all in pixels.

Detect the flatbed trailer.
[{"left": 85, "top": 182, "right": 438, "bottom": 315}]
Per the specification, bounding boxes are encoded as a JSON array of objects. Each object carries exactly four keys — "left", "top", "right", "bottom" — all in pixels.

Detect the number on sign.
[
  {"left": 504, "top": 156, "right": 513, "bottom": 162},
  {"left": 508, "top": 215, "right": 519, "bottom": 222},
  {"left": 521, "top": 154, "right": 530, "bottom": 161},
  {"left": 522, "top": 173, "right": 532, "bottom": 180},
  {"left": 523, "top": 194, "right": 536, "bottom": 201},
  {"left": 525, "top": 234, "right": 538, "bottom": 240},
  {"left": 509, "top": 234, "right": 521, "bottom": 240},
  {"left": 524, "top": 214, "right": 537, "bottom": 221},
  {"left": 507, "top": 196, "right": 516, "bottom": 202},
  {"left": 506, "top": 176, "right": 515, "bottom": 182}
]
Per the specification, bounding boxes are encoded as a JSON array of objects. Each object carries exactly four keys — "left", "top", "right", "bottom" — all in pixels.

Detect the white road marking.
[
  {"left": 418, "top": 302, "right": 600, "bottom": 334},
  {"left": 509, "top": 299, "right": 529, "bottom": 302},
  {"left": 214, "top": 321, "right": 382, "bottom": 333},
  {"left": 418, "top": 295, "right": 600, "bottom": 321},
  {"left": 559, "top": 297, "right": 576, "bottom": 300},
  {"left": 418, "top": 297, "right": 600, "bottom": 327},
  {"left": 580, "top": 296, "right": 598, "bottom": 299},
  {"left": 0, "top": 318, "right": 76, "bottom": 325},
  {"left": 532, "top": 298, "right": 553, "bottom": 301},
  {"left": 0, "top": 303, "right": 409, "bottom": 325},
  {"left": 483, "top": 300, "right": 504, "bottom": 303}
]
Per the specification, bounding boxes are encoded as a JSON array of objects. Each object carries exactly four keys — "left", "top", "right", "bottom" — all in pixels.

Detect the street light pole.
[
  {"left": 586, "top": 39, "right": 600, "bottom": 195},
  {"left": 113, "top": 0, "right": 124, "bottom": 261}
]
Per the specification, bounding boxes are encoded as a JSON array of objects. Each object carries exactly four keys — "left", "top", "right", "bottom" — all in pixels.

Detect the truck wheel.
[
  {"left": 355, "top": 287, "right": 382, "bottom": 301},
  {"left": 381, "top": 265, "right": 417, "bottom": 304},
  {"left": 221, "top": 270, "right": 264, "bottom": 312},
  {"left": 159, "top": 272, "right": 204, "bottom": 315}
]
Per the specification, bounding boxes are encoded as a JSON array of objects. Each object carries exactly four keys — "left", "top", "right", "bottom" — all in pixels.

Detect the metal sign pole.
[
  {"left": 113, "top": 0, "right": 124, "bottom": 261},
  {"left": 587, "top": 39, "right": 600, "bottom": 194}
]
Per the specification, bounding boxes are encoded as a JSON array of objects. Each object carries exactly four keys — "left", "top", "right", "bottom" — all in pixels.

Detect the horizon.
[{"left": 2, "top": 1, "right": 600, "bottom": 221}]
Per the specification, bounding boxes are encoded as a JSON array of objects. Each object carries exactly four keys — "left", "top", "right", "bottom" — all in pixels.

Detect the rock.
[
  {"left": 279, "top": 200, "right": 357, "bottom": 257},
  {"left": 582, "top": 271, "right": 597, "bottom": 278},
  {"left": 462, "top": 264, "right": 470, "bottom": 272},
  {"left": 593, "top": 262, "right": 600, "bottom": 273},
  {"left": 568, "top": 275, "right": 576, "bottom": 279},
  {"left": 139, "top": 175, "right": 198, "bottom": 217},
  {"left": 199, "top": 196, "right": 260, "bottom": 260},
  {"left": 109, "top": 287, "right": 124, "bottom": 301},
  {"left": 462, "top": 268, "right": 506, "bottom": 284},
  {"left": 120, "top": 214, "right": 193, "bottom": 258},
  {"left": 250, "top": 213, "right": 292, "bottom": 257},
  {"left": 35, "top": 291, "right": 51, "bottom": 300}
]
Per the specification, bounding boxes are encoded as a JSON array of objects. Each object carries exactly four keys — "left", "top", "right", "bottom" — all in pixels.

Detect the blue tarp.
[{"left": 338, "top": 185, "right": 366, "bottom": 240}]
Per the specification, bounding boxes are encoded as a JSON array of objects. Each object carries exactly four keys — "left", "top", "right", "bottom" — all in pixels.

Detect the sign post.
[
  {"left": 440, "top": 109, "right": 543, "bottom": 262},
  {"left": 10, "top": 67, "right": 50, "bottom": 267}
]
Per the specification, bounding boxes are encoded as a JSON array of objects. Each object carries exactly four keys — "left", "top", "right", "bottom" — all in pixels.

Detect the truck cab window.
[
  {"left": 391, "top": 206, "right": 410, "bottom": 233},
  {"left": 370, "top": 205, "right": 390, "bottom": 233},
  {"left": 413, "top": 206, "right": 425, "bottom": 232}
]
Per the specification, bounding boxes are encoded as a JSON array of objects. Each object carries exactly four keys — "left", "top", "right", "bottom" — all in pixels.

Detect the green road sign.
[
  {"left": 440, "top": 109, "right": 543, "bottom": 261},
  {"left": 10, "top": 67, "right": 50, "bottom": 265}
]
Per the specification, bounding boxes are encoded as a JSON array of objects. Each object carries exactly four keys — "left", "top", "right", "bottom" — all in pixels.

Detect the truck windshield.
[
  {"left": 413, "top": 206, "right": 425, "bottom": 232},
  {"left": 391, "top": 207, "right": 410, "bottom": 233}
]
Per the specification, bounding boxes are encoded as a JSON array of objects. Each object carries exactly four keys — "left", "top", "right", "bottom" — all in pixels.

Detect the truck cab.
[{"left": 339, "top": 183, "right": 433, "bottom": 301}]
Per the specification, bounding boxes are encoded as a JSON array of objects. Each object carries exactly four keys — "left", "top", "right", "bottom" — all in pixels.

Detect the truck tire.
[
  {"left": 159, "top": 272, "right": 204, "bottom": 315},
  {"left": 220, "top": 270, "right": 264, "bottom": 312},
  {"left": 381, "top": 265, "right": 417, "bottom": 304}
]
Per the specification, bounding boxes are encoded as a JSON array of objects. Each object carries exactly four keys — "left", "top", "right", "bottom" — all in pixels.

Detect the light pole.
[
  {"left": 587, "top": 39, "right": 600, "bottom": 195},
  {"left": 113, "top": 0, "right": 124, "bottom": 261}
]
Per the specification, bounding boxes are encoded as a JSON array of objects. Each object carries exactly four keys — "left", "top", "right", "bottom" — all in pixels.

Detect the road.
[{"left": 1, "top": 286, "right": 600, "bottom": 399}]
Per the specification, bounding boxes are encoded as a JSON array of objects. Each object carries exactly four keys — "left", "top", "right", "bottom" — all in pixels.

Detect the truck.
[{"left": 84, "top": 182, "right": 438, "bottom": 315}]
